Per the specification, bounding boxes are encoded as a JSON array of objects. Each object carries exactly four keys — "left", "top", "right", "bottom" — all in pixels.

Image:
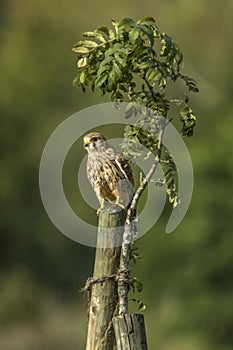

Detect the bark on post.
[{"left": 85, "top": 205, "right": 126, "bottom": 350}]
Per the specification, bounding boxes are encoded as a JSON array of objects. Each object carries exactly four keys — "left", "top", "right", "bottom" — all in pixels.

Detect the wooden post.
[
  {"left": 85, "top": 205, "right": 126, "bottom": 350},
  {"left": 113, "top": 313, "right": 148, "bottom": 350}
]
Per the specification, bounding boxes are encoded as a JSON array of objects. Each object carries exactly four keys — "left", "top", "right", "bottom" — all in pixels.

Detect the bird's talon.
[
  {"left": 115, "top": 200, "right": 125, "bottom": 210},
  {"left": 97, "top": 207, "right": 103, "bottom": 215},
  {"left": 118, "top": 203, "right": 125, "bottom": 209},
  {"left": 97, "top": 201, "right": 105, "bottom": 215}
]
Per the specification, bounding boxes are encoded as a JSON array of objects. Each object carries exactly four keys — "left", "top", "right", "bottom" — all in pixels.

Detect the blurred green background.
[{"left": 0, "top": 0, "right": 233, "bottom": 349}]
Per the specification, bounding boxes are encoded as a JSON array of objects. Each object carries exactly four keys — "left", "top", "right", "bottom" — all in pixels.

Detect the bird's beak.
[{"left": 84, "top": 139, "right": 90, "bottom": 148}]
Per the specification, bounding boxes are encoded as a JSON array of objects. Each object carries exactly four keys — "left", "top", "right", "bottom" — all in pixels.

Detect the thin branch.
[{"left": 117, "top": 122, "right": 165, "bottom": 315}]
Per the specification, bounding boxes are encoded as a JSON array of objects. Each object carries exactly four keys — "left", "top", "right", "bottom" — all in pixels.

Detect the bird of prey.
[{"left": 83, "top": 132, "right": 134, "bottom": 214}]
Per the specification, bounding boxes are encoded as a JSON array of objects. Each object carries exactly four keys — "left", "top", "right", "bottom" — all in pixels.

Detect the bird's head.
[{"left": 83, "top": 132, "right": 107, "bottom": 152}]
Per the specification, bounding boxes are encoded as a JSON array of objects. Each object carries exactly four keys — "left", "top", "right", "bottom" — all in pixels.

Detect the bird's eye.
[{"left": 91, "top": 137, "right": 98, "bottom": 142}]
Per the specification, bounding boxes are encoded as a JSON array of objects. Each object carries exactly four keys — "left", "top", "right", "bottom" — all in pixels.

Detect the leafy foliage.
[
  {"left": 73, "top": 17, "right": 198, "bottom": 130},
  {"left": 73, "top": 17, "right": 199, "bottom": 208},
  {"left": 129, "top": 277, "right": 146, "bottom": 311},
  {"left": 161, "top": 151, "right": 179, "bottom": 207},
  {"left": 129, "top": 244, "right": 141, "bottom": 263}
]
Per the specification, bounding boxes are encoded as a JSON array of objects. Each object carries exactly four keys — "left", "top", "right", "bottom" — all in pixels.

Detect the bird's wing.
[{"left": 114, "top": 155, "right": 134, "bottom": 187}]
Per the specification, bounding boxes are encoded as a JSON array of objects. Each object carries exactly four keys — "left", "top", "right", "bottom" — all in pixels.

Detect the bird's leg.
[{"left": 97, "top": 198, "right": 105, "bottom": 215}]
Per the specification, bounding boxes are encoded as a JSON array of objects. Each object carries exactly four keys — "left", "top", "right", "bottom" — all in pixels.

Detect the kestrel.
[{"left": 83, "top": 132, "right": 134, "bottom": 215}]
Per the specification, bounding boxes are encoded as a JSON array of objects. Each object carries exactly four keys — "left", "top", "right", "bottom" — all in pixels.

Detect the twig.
[{"left": 117, "top": 122, "right": 165, "bottom": 315}]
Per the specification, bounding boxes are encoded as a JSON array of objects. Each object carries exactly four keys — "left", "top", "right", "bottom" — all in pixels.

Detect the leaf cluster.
[
  {"left": 129, "top": 277, "right": 146, "bottom": 312},
  {"left": 129, "top": 244, "right": 141, "bottom": 263},
  {"left": 130, "top": 297, "right": 146, "bottom": 312},
  {"left": 73, "top": 17, "right": 198, "bottom": 137},
  {"left": 161, "top": 151, "right": 179, "bottom": 207}
]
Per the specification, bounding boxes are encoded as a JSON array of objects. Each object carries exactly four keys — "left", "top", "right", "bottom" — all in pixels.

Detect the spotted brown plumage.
[{"left": 83, "top": 132, "right": 134, "bottom": 214}]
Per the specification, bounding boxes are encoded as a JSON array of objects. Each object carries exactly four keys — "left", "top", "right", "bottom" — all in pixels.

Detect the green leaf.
[
  {"left": 112, "top": 61, "right": 122, "bottom": 80},
  {"left": 158, "top": 77, "right": 167, "bottom": 88},
  {"left": 98, "top": 63, "right": 111, "bottom": 75},
  {"left": 77, "top": 57, "right": 87, "bottom": 68},
  {"left": 181, "top": 75, "right": 199, "bottom": 93},
  {"left": 97, "top": 26, "right": 110, "bottom": 38},
  {"left": 74, "top": 40, "right": 98, "bottom": 48},
  {"left": 111, "top": 19, "right": 118, "bottom": 27},
  {"left": 146, "top": 67, "right": 157, "bottom": 82},
  {"left": 119, "top": 84, "right": 127, "bottom": 92},
  {"left": 129, "top": 27, "right": 139, "bottom": 43},
  {"left": 100, "top": 56, "right": 115, "bottom": 65},
  {"left": 139, "top": 302, "right": 146, "bottom": 312},
  {"left": 111, "top": 90, "right": 123, "bottom": 102},
  {"left": 105, "top": 44, "right": 129, "bottom": 59},
  {"left": 180, "top": 106, "right": 197, "bottom": 137},
  {"left": 130, "top": 298, "right": 146, "bottom": 312},
  {"left": 79, "top": 71, "right": 85, "bottom": 84},
  {"left": 118, "top": 17, "right": 135, "bottom": 29},
  {"left": 160, "top": 33, "right": 173, "bottom": 56},
  {"left": 94, "top": 73, "right": 108, "bottom": 88},
  {"left": 72, "top": 75, "right": 79, "bottom": 86},
  {"left": 105, "top": 45, "right": 119, "bottom": 58},
  {"left": 108, "top": 70, "right": 116, "bottom": 89},
  {"left": 177, "top": 51, "right": 183, "bottom": 66},
  {"left": 137, "top": 61, "right": 151, "bottom": 70},
  {"left": 180, "top": 106, "right": 191, "bottom": 115},
  {"left": 98, "top": 27, "right": 115, "bottom": 41},
  {"left": 139, "top": 26, "right": 154, "bottom": 46},
  {"left": 72, "top": 46, "right": 90, "bottom": 54},
  {"left": 190, "top": 86, "right": 199, "bottom": 93},
  {"left": 95, "top": 32, "right": 107, "bottom": 43},
  {"left": 109, "top": 29, "right": 115, "bottom": 40},
  {"left": 135, "top": 279, "right": 144, "bottom": 293},
  {"left": 137, "top": 16, "right": 156, "bottom": 24},
  {"left": 83, "top": 31, "right": 96, "bottom": 37},
  {"left": 114, "top": 53, "right": 127, "bottom": 68},
  {"left": 83, "top": 30, "right": 106, "bottom": 43},
  {"left": 161, "top": 151, "right": 178, "bottom": 207}
]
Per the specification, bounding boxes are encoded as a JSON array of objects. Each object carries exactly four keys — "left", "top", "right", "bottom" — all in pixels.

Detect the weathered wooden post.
[
  {"left": 85, "top": 206, "right": 126, "bottom": 350},
  {"left": 85, "top": 205, "right": 148, "bottom": 350}
]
